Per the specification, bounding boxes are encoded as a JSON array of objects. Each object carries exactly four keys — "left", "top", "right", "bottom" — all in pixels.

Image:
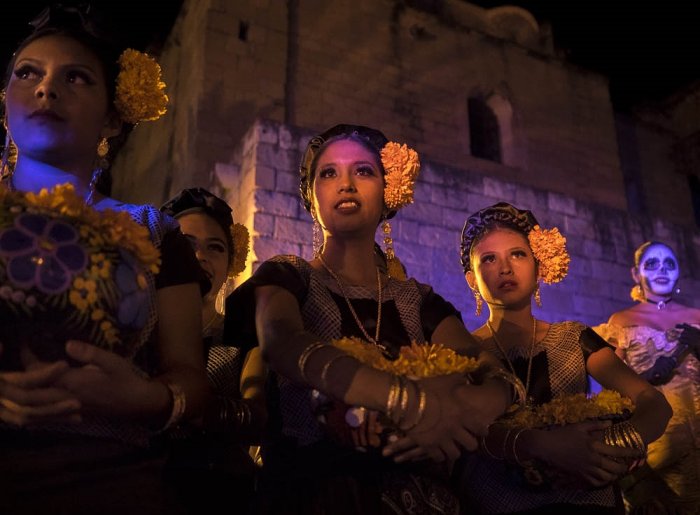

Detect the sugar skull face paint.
[{"left": 636, "top": 243, "right": 679, "bottom": 298}]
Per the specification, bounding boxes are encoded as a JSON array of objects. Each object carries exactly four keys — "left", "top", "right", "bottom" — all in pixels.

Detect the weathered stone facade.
[
  {"left": 111, "top": 0, "right": 700, "bottom": 326},
  {"left": 214, "top": 119, "right": 700, "bottom": 328}
]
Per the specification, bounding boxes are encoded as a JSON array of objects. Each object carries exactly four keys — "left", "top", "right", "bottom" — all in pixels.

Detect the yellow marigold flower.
[
  {"left": 502, "top": 389, "right": 635, "bottom": 429},
  {"left": 330, "top": 338, "right": 478, "bottom": 378},
  {"left": 91, "top": 309, "right": 105, "bottom": 321},
  {"left": 115, "top": 49, "right": 168, "bottom": 124},
  {"left": 231, "top": 223, "right": 250, "bottom": 278},
  {"left": 381, "top": 142, "right": 420, "bottom": 210},
  {"left": 528, "top": 225, "right": 570, "bottom": 284}
]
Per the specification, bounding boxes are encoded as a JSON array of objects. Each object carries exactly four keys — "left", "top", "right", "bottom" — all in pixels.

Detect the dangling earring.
[
  {"left": 97, "top": 137, "right": 109, "bottom": 158},
  {"left": 382, "top": 219, "right": 406, "bottom": 281},
  {"left": 674, "top": 284, "right": 681, "bottom": 295},
  {"left": 472, "top": 288, "right": 483, "bottom": 316},
  {"left": 1, "top": 132, "right": 16, "bottom": 183},
  {"left": 534, "top": 282, "right": 542, "bottom": 308},
  {"left": 312, "top": 218, "right": 322, "bottom": 258},
  {"left": 630, "top": 284, "right": 645, "bottom": 302},
  {"left": 215, "top": 276, "right": 232, "bottom": 316}
]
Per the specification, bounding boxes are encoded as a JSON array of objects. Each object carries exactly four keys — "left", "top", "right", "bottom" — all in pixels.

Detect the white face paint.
[{"left": 638, "top": 244, "right": 679, "bottom": 298}]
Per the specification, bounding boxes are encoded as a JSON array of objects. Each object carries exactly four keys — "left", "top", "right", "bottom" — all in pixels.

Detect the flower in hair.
[
  {"left": 230, "top": 222, "right": 250, "bottom": 278},
  {"left": 115, "top": 49, "right": 168, "bottom": 124},
  {"left": 528, "top": 225, "right": 570, "bottom": 284},
  {"left": 381, "top": 142, "right": 420, "bottom": 210}
]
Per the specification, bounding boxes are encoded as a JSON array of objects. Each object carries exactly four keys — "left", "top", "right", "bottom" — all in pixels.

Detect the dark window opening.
[
  {"left": 468, "top": 97, "right": 501, "bottom": 162},
  {"left": 238, "top": 21, "right": 249, "bottom": 41}
]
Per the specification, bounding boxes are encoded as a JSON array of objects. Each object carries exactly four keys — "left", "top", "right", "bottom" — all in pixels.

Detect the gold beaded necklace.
[
  {"left": 487, "top": 317, "right": 538, "bottom": 402},
  {"left": 318, "top": 254, "right": 384, "bottom": 348}
]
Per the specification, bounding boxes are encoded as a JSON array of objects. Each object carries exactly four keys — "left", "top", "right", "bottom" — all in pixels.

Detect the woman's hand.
[
  {"left": 527, "top": 420, "right": 639, "bottom": 488},
  {"left": 0, "top": 344, "right": 81, "bottom": 426},
  {"left": 56, "top": 341, "right": 170, "bottom": 424},
  {"left": 383, "top": 374, "right": 499, "bottom": 463}
]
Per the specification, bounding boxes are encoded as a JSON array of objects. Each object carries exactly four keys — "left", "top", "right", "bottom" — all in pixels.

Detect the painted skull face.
[{"left": 638, "top": 244, "right": 679, "bottom": 297}]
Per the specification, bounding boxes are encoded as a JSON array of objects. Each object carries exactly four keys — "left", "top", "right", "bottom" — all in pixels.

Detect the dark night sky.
[
  {"left": 1, "top": 1, "right": 698, "bottom": 111},
  {"left": 470, "top": 0, "right": 700, "bottom": 110}
]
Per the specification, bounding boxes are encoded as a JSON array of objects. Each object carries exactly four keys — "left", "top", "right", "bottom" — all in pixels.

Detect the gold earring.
[
  {"left": 382, "top": 219, "right": 406, "bottom": 280},
  {"left": 312, "top": 218, "right": 322, "bottom": 258},
  {"left": 97, "top": 137, "right": 109, "bottom": 158},
  {"left": 534, "top": 282, "right": 542, "bottom": 307},
  {"left": 472, "top": 289, "right": 483, "bottom": 316}
]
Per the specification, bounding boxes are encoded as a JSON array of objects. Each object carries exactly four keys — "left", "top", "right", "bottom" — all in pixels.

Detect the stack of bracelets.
[
  {"left": 385, "top": 375, "right": 427, "bottom": 432},
  {"left": 604, "top": 420, "right": 647, "bottom": 460}
]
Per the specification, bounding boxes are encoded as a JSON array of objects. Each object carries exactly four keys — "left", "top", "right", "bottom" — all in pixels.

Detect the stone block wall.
[
  {"left": 113, "top": 0, "right": 640, "bottom": 220},
  {"left": 216, "top": 119, "right": 700, "bottom": 331}
]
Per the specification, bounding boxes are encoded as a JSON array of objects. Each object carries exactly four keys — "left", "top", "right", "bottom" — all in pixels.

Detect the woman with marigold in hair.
[
  {"left": 596, "top": 241, "right": 700, "bottom": 514},
  {"left": 455, "top": 203, "right": 670, "bottom": 514},
  {"left": 0, "top": 5, "right": 209, "bottom": 513},
  {"left": 226, "top": 124, "right": 515, "bottom": 514}
]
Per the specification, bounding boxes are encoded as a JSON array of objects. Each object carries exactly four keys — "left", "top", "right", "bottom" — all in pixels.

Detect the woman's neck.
[
  {"left": 487, "top": 303, "right": 533, "bottom": 332},
  {"left": 13, "top": 156, "right": 92, "bottom": 197},
  {"left": 318, "top": 236, "right": 379, "bottom": 286}
]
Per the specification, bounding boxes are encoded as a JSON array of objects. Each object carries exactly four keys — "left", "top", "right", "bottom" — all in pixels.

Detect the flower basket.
[{"left": 0, "top": 184, "right": 160, "bottom": 368}]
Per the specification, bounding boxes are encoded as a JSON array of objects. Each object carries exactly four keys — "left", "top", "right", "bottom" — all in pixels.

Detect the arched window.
[{"left": 468, "top": 96, "right": 501, "bottom": 162}]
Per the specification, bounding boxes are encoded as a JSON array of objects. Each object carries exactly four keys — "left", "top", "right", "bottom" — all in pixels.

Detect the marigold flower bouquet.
[
  {"left": 497, "top": 390, "right": 635, "bottom": 488},
  {"left": 0, "top": 184, "right": 160, "bottom": 368},
  {"left": 502, "top": 389, "right": 634, "bottom": 429},
  {"left": 313, "top": 337, "right": 480, "bottom": 445}
]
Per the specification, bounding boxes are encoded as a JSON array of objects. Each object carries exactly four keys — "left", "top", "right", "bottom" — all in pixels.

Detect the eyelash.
[
  {"left": 13, "top": 65, "right": 94, "bottom": 85},
  {"left": 14, "top": 65, "right": 38, "bottom": 80}
]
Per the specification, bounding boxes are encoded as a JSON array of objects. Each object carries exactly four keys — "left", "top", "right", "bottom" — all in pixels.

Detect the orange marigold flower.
[{"left": 381, "top": 142, "right": 420, "bottom": 210}]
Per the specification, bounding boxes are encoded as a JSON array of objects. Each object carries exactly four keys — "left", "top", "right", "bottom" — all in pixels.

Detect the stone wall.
[
  {"left": 216, "top": 119, "right": 700, "bottom": 331},
  {"left": 113, "top": 0, "right": 634, "bottom": 217}
]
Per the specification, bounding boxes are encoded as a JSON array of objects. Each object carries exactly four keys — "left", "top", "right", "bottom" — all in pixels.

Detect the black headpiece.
[{"left": 161, "top": 188, "right": 234, "bottom": 237}]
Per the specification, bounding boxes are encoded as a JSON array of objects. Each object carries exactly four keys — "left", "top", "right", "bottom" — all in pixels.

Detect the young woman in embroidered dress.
[
  {"left": 226, "top": 124, "right": 514, "bottom": 514},
  {"left": 161, "top": 188, "right": 265, "bottom": 514},
  {"left": 596, "top": 241, "right": 700, "bottom": 513},
  {"left": 0, "top": 6, "right": 208, "bottom": 513},
  {"left": 455, "top": 203, "right": 671, "bottom": 514}
]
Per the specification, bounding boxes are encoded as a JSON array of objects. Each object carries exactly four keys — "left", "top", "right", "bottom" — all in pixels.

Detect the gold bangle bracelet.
[
  {"left": 511, "top": 428, "right": 529, "bottom": 466},
  {"left": 319, "top": 353, "right": 353, "bottom": 389},
  {"left": 385, "top": 376, "right": 401, "bottom": 421},
  {"left": 298, "top": 341, "right": 327, "bottom": 383},
  {"left": 161, "top": 381, "right": 186, "bottom": 431}
]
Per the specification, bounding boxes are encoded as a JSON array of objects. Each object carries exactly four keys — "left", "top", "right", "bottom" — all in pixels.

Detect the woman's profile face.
[
  {"left": 178, "top": 212, "right": 231, "bottom": 300},
  {"left": 311, "top": 138, "right": 385, "bottom": 239},
  {"left": 5, "top": 34, "right": 118, "bottom": 167},
  {"left": 467, "top": 228, "right": 538, "bottom": 309},
  {"left": 636, "top": 244, "right": 679, "bottom": 298}
]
